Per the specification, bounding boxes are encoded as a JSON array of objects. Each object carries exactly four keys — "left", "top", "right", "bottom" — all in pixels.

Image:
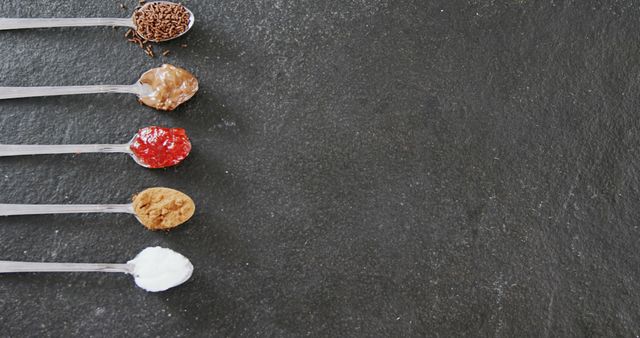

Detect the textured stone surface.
[{"left": 1, "top": 0, "right": 639, "bottom": 336}]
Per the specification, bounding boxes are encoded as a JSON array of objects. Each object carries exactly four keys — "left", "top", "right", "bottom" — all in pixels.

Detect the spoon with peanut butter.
[
  {"left": 0, "top": 1, "right": 195, "bottom": 42},
  {"left": 0, "top": 187, "right": 195, "bottom": 231},
  {"left": 0, "top": 64, "right": 198, "bottom": 111},
  {"left": 0, "top": 126, "right": 191, "bottom": 169}
]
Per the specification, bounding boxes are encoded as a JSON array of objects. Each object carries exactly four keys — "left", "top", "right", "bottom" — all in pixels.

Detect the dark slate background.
[{"left": 0, "top": 0, "right": 639, "bottom": 336}]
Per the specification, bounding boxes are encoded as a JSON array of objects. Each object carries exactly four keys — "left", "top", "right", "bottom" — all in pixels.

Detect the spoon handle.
[
  {"left": 0, "top": 203, "right": 133, "bottom": 216},
  {"left": 0, "top": 144, "right": 130, "bottom": 156},
  {"left": 0, "top": 261, "right": 132, "bottom": 274},
  {"left": 0, "top": 18, "right": 134, "bottom": 30},
  {"left": 0, "top": 85, "right": 137, "bottom": 100}
]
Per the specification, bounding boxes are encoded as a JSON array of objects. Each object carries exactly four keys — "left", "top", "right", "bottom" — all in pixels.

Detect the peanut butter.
[
  {"left": 137, "top": 64, "right": 198, "bottom": 111},
  {"left": 132, "top": 187, "right": 195, "bottom": 230}
]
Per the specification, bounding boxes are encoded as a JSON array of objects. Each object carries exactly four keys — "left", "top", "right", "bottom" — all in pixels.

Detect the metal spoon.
[
  {"left": 0, "top": 126, "right": 192, "bottom": 169},
  {"left": 0, "top": 247, "right": 193, "bottom": 292},
  {"left": 0, "top": 64, "right": 198, "bottom": 111},
  {"left": 0, "top": 1, "right": 195, "bottom": 42},
  {"left": 0, "top": 187, "right": 195, "bottom": 230}
]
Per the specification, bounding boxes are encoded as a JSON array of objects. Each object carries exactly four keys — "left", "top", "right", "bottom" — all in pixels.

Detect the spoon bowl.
[
  {"left": 135, "top": 65, "right": 199, "bottom": 111},
  {"left": 133, "top": 1, "right": 195, "bottom": 42},
  {"left": 128, "top": 126, "right": 192, "bottom": 168}
]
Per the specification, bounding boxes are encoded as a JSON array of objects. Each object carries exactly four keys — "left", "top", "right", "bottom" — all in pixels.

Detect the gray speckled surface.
[{"left": 1, "top": 0, "right": 640, "bottom": 336}]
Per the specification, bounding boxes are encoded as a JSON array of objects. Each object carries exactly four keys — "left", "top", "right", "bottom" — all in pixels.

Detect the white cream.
[{"left": 128, "top": 247, "right": 193, "bottom": 292}]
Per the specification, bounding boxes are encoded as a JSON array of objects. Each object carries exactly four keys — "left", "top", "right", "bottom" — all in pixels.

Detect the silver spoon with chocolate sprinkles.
[{"left": 0, "top": 1, "right": 194, "bottom": 42}]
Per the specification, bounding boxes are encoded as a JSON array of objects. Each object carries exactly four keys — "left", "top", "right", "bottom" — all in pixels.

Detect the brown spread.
[
  {"left": 132, "top": 187, "right": 195, "bottom": 230},
  {"left": 138, "top": 64, "right": 198, "bottom": 111}
]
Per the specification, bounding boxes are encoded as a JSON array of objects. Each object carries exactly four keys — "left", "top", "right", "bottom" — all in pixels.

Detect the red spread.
[{"left": 129, "top": 126, "right": 191, "bottom": 168}]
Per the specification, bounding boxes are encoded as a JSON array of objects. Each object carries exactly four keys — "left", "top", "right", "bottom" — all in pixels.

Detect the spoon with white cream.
[
  {"left": 0, "top": 64, "right": 198, "bottom": 111},
  {"left": 0, "top": 247, "right": 193, "bottom": 292}
]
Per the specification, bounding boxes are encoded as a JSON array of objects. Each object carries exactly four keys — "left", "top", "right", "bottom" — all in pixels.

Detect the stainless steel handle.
[
  {"left": 0, "top": 261, "right": 132, "bottom": 273},
  {"left": 0, "top": 18, "right": 134, "bottom": 30},
  {"left": 0, "top": 85, "right": 137, "bottom": 100},
  {"left": 0, "top": 144, "right": 131, "bottom": 156},
  {"left": 0, "top": 204, "right": 134, "bottom": 216}
]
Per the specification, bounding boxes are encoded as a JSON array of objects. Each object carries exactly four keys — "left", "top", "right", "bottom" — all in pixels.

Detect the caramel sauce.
[{"left": 138, "top": 64, "right": 198, "bottom": 111}]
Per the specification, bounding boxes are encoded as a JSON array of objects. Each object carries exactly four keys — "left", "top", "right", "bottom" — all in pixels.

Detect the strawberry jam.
[{"left": 129, "top": 126, "right": 191, "bottom": 168}]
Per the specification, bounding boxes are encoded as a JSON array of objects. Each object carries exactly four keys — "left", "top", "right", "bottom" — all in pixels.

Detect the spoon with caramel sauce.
[
  {"left": 0, "top": 187, "right": 195, "bottom": 231},
  {"left": 0, "top": 1, "right": 195, "bottom": 42},
  {"left": 0, "top": 64, "right": 198, "bottom": 111}
]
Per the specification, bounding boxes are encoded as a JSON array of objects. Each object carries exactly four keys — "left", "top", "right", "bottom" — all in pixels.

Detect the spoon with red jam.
[
  {"left": 0, "top": 64, "right": 198, "bottom": 111},
  {"left": 0, "top": 126, "right": 191, "bottom": 169}
]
